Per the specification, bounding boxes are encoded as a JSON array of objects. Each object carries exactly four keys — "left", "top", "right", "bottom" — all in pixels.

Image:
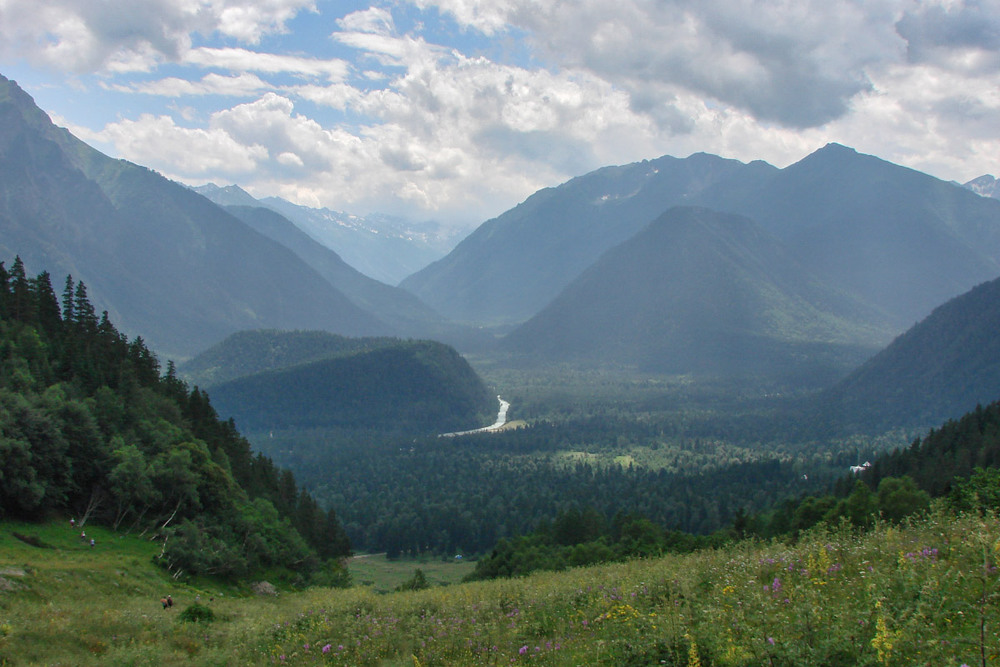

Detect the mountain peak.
[
  {"left": 500, "top": 205, "right": 890, "bottom": 381},
  {"left": 819, "top": 142, "right": 856, "bottom": 153},
  {"left": 191, "top": 182, "right": 260, "bottom": 207},
  {"left": 964, "top": 175, "right": 1000, "bottom": 199}
]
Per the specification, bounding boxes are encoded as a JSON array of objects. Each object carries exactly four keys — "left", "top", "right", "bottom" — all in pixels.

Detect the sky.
[{"left": 1, "top": 0, "right": 998, "bottom": 230}]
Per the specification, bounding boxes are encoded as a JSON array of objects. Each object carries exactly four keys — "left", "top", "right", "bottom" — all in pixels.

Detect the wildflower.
[
  {"left": 519, "top": 645, "right": 528, "bottom": 655},
  {"left": 322, "top": 644, "right": 331, "bottom": 654},
  {"left": 685, "top": 633, "right": 702, "bottom": 667}
]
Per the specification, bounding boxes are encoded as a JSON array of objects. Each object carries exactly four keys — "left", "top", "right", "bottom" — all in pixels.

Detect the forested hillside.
[
  {"left": 0, "top": 257, "right": 349, "bottom": 581},
  {"left": 180, "top": 329, "right": 402, "bottom": 388},
  {"left": 817, "top": 275, "right": 1000, "bottom": 431},
  {"left": 861, "top": 399, "right": 1000, "bottom": 498},
  {"left": 196, "top": 333, "right": 495, "bottom": 435}
]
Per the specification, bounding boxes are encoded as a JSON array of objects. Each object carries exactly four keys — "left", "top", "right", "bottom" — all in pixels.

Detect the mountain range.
[
  {"left": 192, "top": 184, "right": 462, "bottom": 285},
  {"left": 500, "top": 206, "right": 893, "bottom": 385},
  {"left": 0, "top": 74, "right": 471, "bottom": 360},
  {"left": 6, "top": 68, "right": 1000, "bottom": 406},
  {"left": 404, "top": 145, "right": 1000, "bottom": 335},
  {"left": 401, "top": 152, "right": 777, "bottom": 325}
]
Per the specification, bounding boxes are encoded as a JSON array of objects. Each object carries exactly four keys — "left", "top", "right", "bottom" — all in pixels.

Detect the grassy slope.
[
  {"left": 2, "top": 510, "right": 998, "bottom": 665},
  {"left": 347, "top": 554, "right": 474, "bottom": 593}
]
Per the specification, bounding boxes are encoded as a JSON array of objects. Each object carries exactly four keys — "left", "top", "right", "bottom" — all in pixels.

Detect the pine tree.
[
  {"left": 9, "top": 256, "right": 33, "bottom": 322},
  {"left": 0, "top": 261, "right": 9, "bottom": 318},
  {"left": 61, "top": 275, "right": 75, "bottom": 324},
  {"left": 73, "top": 281, "right": 98, "bottom": 334},
  {"left": 32, "top": 271, "right": 63, "bottom": 338}
]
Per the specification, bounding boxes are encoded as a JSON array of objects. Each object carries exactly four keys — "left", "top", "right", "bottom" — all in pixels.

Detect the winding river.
[{"left": 439, "top": 395, "right": 510, "bottom": 437}]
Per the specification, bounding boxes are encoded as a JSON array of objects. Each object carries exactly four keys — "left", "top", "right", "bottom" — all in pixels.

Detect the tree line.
[{"left": 0, "top": 257, "right": 349, "bottom": 583}]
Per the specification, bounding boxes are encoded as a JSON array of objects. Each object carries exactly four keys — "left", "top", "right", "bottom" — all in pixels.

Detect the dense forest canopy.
[{"left": 0, "top": 257, "right": 349, "bottom": 582}]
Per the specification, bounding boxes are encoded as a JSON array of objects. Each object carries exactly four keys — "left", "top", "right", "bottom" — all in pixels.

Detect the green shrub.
[{"left": 178, "top": 602, "right": 215, "bottom": 624}]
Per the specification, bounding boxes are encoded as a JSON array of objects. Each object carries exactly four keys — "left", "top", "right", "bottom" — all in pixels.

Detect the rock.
[{"left": 251, "top": 581, "right": 277, "bottom": 596}]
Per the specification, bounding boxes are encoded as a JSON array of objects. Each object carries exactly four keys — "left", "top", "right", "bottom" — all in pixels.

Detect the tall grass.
[{"left": 2, "top": 508, "right": 997, "bottom": 665}]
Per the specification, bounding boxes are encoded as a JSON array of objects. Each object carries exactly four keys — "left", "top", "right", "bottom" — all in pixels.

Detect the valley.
[{"left": 4, "top": 70, "right": 1000, "bottom": 666}]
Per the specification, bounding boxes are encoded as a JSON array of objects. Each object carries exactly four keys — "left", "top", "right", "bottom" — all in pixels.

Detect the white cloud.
[
  {"left": 107, "top": 71, "right": 270, "bottom": 97},
  {"left": 336, "top": 7, "right": 396, "bottom": 35},
  {"left": 215, "top": 0, "right": 318, "bottom": 44},
  {"left": 0, "top": 0, "right": 317, "bottom": 72},
  {"left": 412, "top": 0, "right": 908, "bottom": 128},
  {"left": 8, "top": 0, "right": 1000, "bottom": 227},
  {"left": 78, "top": 113, "right": 269, "bottom": 175},
  {"left": 184, "top": 47, "right": 350, "bottom": 81}
]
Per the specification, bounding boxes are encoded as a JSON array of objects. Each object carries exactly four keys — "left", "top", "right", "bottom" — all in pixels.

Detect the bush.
[{"left": 178, "top": 602, "right": 215, "bottom": 624}]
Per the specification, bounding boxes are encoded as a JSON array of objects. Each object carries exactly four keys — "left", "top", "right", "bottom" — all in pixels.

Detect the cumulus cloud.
[
  {"left": 7, "top": 0, "right": 1000, "bottom": 226},
  {"left": 414, "top": 0, "right": 908, "bottom": 128},
  {"left": 896, "top": 1, "right": 1000, "bottom": 72},
  {"left": 0, "top": 0, "right": 316, "bottom": 72},
  {"left": 76, "top": 113, "right": 269, "bottom": 175}
]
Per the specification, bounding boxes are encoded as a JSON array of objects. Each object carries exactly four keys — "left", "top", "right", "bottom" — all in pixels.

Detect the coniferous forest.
[{"left": 0, "top": 257, "right": 350, "bottom": 582}]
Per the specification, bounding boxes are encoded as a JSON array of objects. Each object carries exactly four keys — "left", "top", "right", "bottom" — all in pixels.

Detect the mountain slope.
[
  {"left": 817, "top": 276, "right": 1000, "bottom": 430},
  {"left": 0, "top": 75, "right": 387, "bottom": 359},
  {"left": 402, "top": 145, "right": 1000, "bottom": 332},
  {"left": 965, "top": 175, "right": 1000, "bottom": 199},
  {"left": 179, "top": 329, "right": 401, "bottom": 387},
  {"left": 707, "top": 143, "right": 1000, "bottom": 328},
  {"left": 204, "top": 337, "right": 495, "bottom": 435},
  {"left": 221, "top": 204, "right": 457, "bottom": 339},
  {"left": 401, "top": 153, "right": 777, "bottom": 324},
  {"left": 501, "top": 207, "right": 892, "bottom": 383},
  {"left": 194, "top": 184, "right": 461, "bottom": 285}
]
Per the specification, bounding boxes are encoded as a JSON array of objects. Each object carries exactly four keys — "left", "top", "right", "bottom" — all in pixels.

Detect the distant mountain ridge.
[
  {"left": 403, "top": 144, "right": 1000, "bottom": 334},
  {"left": 965, "top": 175, "right": 1000, "bottom": 199},
  {"left": 218, "top": 204, "right": 482, "bottom": 347},
  {"left": 817, "top": 275, "right": 1000, "bottom": 431},
  {"left": 707, "top": 143, "right": 1000, "bottom": 329},
  {"left": 193, "top": 183, "right": 462, "bottom": 285},
  {"left": 501, "top": 206, "right": 893, "bottom": 384},
  {"left": 401, "top": 153, "right": 777, "bottom": 324},
  {"left": 0, "top": 75, "right": 402, "bottom": 359}
]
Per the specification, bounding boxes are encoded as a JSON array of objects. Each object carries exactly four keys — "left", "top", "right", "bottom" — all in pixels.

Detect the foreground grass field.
[{"left": 1, "top": 508, "right": 997, "bottom": 665}]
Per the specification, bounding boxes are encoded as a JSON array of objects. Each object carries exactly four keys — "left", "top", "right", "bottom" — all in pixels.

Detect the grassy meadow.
[
  {"left": 2, "top": 507, "right": 998, "bottom": 666},
  {"left": 347, "top": 555, "right": 474, "bottom": 593}
]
